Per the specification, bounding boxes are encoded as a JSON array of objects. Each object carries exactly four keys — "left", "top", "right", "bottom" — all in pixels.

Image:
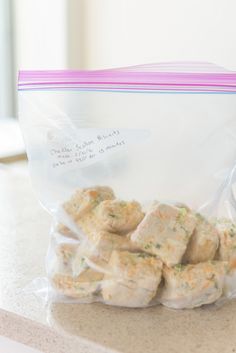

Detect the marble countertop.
[{"left": 0, "top": 161, "right": 236, "bottom": 353}]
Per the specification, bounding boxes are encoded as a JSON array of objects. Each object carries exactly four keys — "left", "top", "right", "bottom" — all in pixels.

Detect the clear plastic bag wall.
[{"left": 18, "top": 62, "right": 236, "bottom": 308}]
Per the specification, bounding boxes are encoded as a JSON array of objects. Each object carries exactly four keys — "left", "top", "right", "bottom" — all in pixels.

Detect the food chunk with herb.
[
  {"left": 102, "top": 250, "right": 162, "bottom": 307},
  {"left": 52, "top": 240, "right": 104, "bottom": 299},
  {"left": 216, "top": 220, "right": 236, "bottom": 262},
  {"left": 72, "top": 231, "right": 140, "bottom": 276},
  {"left": 56, "top": 242, "right": 79, "bottom": 267},
  {"left": 159, "top": 261, "right": 227, "bottom": 309},
  {"left": 52, "top": 269, "right": 103, "bottom": 299},
  {"left": 63, "top": 186, "right": 115, "bottom": 221},
  {"left": 131, "top": 204, "right": 196, "bottom": 266},
  {"left": 49, "top": 257, "right": 104, "bottom": 299},
  {"left": 183, "top": 214, "right": 219, "bottom": 264},
  {"left": 94, "top": 200, "right": 144, "bottom": 233}
]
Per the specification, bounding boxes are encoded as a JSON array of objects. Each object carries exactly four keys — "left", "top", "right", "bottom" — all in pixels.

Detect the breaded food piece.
[
  {"left": 72, "top": 231, "right": 140, "bottom": 276},
  {"left": 216, "top": 220, "right": 236, "bottom": 262},
  {"left": 56, "top": 242, "right": 79, "bottom": 267},
  {"left": 183, "top": 214, "right": 219, "bottom": 264},
  {"left": 131, "top": 204, "right": 197, "bottom": 266},
  {"left": 63, "top": 186, "right": 115, "bottom": 221},
  {"left": 76, "top": 211, "right": 99, "bottom": 240},
  {"left": 160, "top": 261, "right": 227, "bottom": 309},
  {"left": 90, "top": 231, "right": 141, "bottom": 259},
  {"left": 52, "top": 238, "right": 104, "bottom": 299},
  {"left": 94, "top": 200, "right": 144, "bottom": 233},
  {"left": 52, "top": 269, "right": 103, "bottom": 299},
  {"left": 77, "top": 200, "right": 144, "bottom": 239},
  {"left": 102, "top": 250, "right": 163, "bottom": 307}
]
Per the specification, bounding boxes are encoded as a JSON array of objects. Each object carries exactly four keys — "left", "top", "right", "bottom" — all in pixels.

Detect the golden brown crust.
[
  {"left": 63, "top": 186, "right": 115, "bottom": 221},
  {"left": 94, "top": 200, "right": 144, "bottom": 233}
]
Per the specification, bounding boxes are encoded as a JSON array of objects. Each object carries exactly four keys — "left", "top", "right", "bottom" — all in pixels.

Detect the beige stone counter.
[{"left": 0, "top": 161, "right": 236, "bottom": 353}]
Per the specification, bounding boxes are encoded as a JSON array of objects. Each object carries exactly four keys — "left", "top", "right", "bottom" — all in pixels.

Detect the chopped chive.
[
  {"left": 175, "top": 264, "right": 185, "bottom": 272},
  {"left": 229, "top": 228, "right": 236, "bottom": 237},
  {"left": 144, "top": 243, "right": 152, "bottom": 250}
]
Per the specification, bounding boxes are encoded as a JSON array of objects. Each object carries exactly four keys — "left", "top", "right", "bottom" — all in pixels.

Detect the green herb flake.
[
  {"left": 92, "top": 198, "right": 100, "bottom": 207},
  {"left": 156, "top": 243, "right": 161, "bottom": 249},
  {"left": 174, "top": 264, "right": 185, "bottom": 272},
  {"left": 108, "top": 213, "right": 117, "bottom": 218},
  {"left": 137, "top": 253, "right": 149, "bottom": 258},
  {"left": 144, "top": 243, "right": 153, "bottom": 250},
  {"left": 177, "top": 208, "right": 187, "bottom": 224},
  {"left": 196, "top": 213, "right": 205, "bottom": 222},
  {"left": 229, "top": 227, "right": 236, "bottom": 238}
]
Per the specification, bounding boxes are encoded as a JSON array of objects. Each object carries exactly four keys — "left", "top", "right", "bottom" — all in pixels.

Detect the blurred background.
[{"left": 0, "top": 0, "right": 236, "bottom": 159}]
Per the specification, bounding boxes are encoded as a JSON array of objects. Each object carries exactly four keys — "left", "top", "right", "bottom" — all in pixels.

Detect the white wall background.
[
  {"left": 76, "top": 0, "right": 236, "bottom": 70},
  {"left": 13, "top": 0, "right": 67, "bottom": 69},
  {"left": 0, "top": 0, "right": 14, "bottom": 117},
  {"left": 11, "top": 0, "right": 68, "bottom": 117},
  {"left": 13, "top": 0, "right": 236, "bottom": 70}
]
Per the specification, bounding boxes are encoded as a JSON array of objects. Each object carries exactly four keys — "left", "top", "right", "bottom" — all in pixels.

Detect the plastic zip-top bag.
[{"left": 18, "top": 62, "right": 236, "bottom": 308}]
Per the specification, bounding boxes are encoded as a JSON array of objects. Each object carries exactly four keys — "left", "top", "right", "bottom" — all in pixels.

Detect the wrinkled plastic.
[{"left": 18, "top": 62, "right": 236, "bottom": 309}]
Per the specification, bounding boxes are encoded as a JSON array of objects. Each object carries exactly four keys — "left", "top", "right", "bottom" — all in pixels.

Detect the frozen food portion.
[
  {"left": 102, "top": 250, "right": 163, "bottom": 307},
  {"left": 52, "top": 186, "right": 235, "bottom": 307},
  {"left": 52, "top": 231, "right": 145, "bottom": 300},
  {"left": 131, "top": 203, "right": 196, "bottom": 266},
  {"left": 52, "top": 240, "right": 104, "bottom": 299},
  {"left": 52, "top": 269, "right": 103, "bottom": 299},
  {"left": 77, "top": 200, "right": 144, "bottom": 239},
  {"left": 75, "top": 211, "right": 100, "bottom": 240},
  {"left": 94, "top": 199, "right": 144, "bottom": 233},
  {"left": 216, "top": 220, "right": 236, "bottom": 262},
  {"left": 72, "top": 231, "right": 140, "bottom": 276},
  {"left": 56, "top": 242, "right": 79, "bottom": 267},
  {"left": 160, "top": 261, "right": 227, "bottom": 309},
  {"left": 62, "top": 186, "right": 116, "bottom": 240},
  {"left": 63, "top": 186, "right": 115, "bottom": 221},
  {"left": 183, "top": 214, "right": 219, "bottom": 264}
]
